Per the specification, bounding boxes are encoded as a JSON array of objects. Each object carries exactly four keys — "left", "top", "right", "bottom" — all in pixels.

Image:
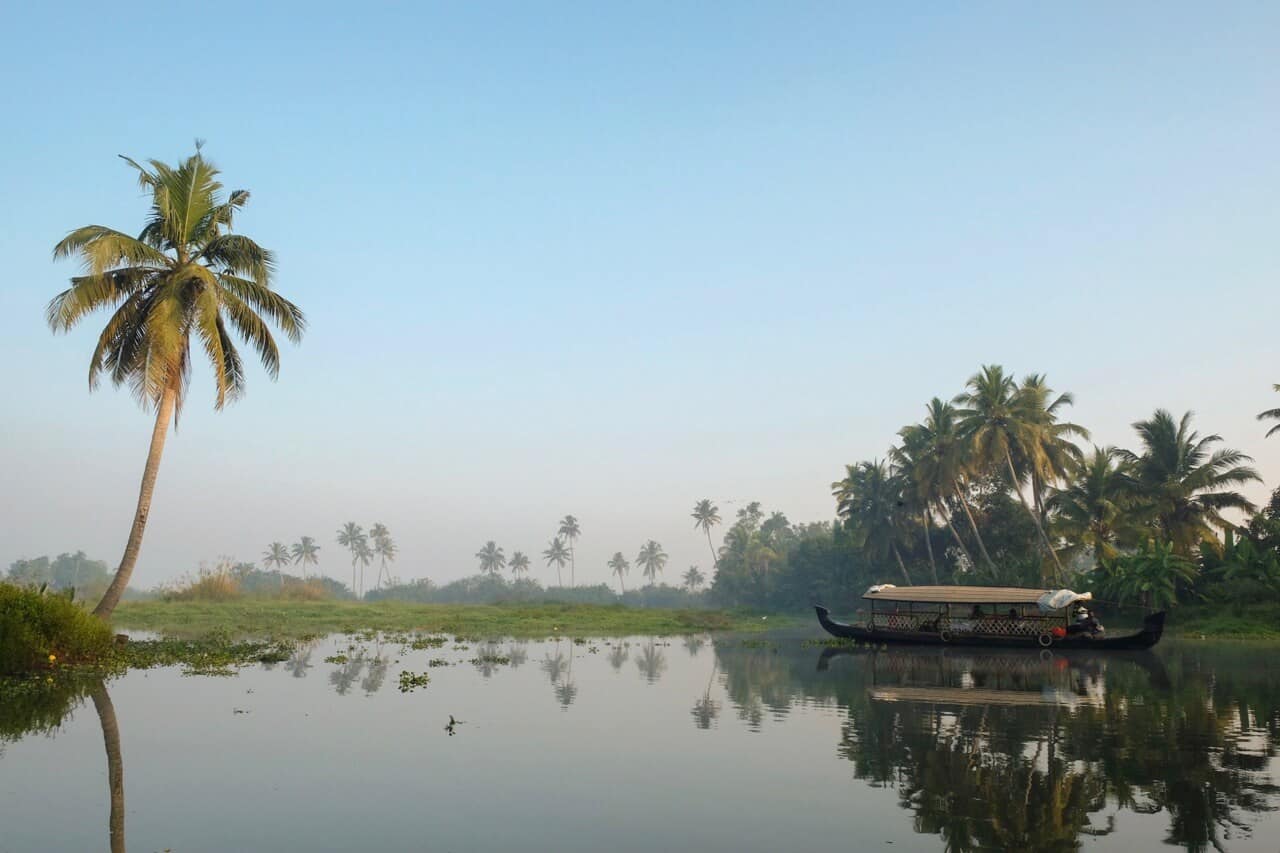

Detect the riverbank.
[
  {"left": 1164, "top": 603, "right": 1280, "bottom": 641},
  {"left": 112, "top": 600, "right": 780, "bottom": 640}
]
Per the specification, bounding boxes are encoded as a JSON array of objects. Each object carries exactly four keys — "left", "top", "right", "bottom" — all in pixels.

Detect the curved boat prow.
[{"left": 814, "top": 604, "right": 859, "bottom": 640}]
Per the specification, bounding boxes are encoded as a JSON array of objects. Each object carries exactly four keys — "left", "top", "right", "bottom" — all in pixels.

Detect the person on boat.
[{"left": 1068, "top": 607, "right": 1104, "bottom": 636}]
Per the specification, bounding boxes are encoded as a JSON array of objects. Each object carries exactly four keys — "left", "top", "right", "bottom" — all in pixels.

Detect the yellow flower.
[{"left": 48, "top": 654, "right": 57, "bottom": 662}]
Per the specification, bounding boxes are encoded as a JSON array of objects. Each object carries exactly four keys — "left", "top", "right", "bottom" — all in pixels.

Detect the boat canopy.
[{"left": 862, "top": 585, "right": 1091, "bottom": 609}]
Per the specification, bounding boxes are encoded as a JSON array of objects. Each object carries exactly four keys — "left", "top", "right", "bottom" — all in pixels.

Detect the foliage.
[
  {"left": 0, "top": 583, "right": 115, "bottom": 674},
  {"left": 1259, "top": 384, "right": 1280, "bottom": 438},
  {"left": 1091, "top": 540, "right": 1198, "bottom": 609}
]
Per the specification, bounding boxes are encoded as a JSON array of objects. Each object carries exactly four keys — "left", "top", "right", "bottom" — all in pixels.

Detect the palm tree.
[
  {"left": 509, "top": 551, "right": 531, "bottom": 580},
  {"left": 608, "top": 552, "right": 630, "bottom": 593},
  {"left": 475, "top": 541, "right": 506, "bottom": 577},
  {"left": 353, "top": 540, "right": 374, "bottom": 596},
  {"left": 691, "top": 499, "right": 722, "bottom": 570},
  {"left": 682, "top": 566, "right": 706, "bottom": 592},
  {"left": 337, "top": 523, "right": 367, "bottom": 596},
  {"left": 46, "top": 147, "right": 304, "bottom": 618},
  {"left": 636, "top": 540, "right": 668, "bottom": 585},
  {"left": 542, "top": 538, "right": 570, "bottom": 586},
  {"left": 898, "top": 398, "right": 994, "bottom": 572},
  {"left": 1046, "top": 446, "right": 1142, "bottom": 567},
  {"left": 832, "top": 459, "right": 912, "bottom": 585},
  {"left": 262, "top": 541, "right": 290, "bottom": 587},
  {"left": 291, "top": 536, "right": 320, "bottom": 579},
  {"left": 1014, "top": 373, "right": 1089, "bottom": 525},
  {"left": 1259, "top": 385, "right": 1280, "bottom": 438},
  {"left": 954, "top": 365, "right": 1084, "bottom": 581},
  {"left": 372, "top": 534, "right": 397, "bottom": 589},
  {"left": 557, "top": 515, "right": 581, "bottom": 587},
  {"left": 888, "top": 439, "right": 939, "bottom": 583},
  {"left": 1118, "top": 410, "right": 1261, "bottom": 555}
]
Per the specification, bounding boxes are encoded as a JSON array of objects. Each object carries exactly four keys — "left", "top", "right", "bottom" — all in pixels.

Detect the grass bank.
[
  {"left": 0, "top": 584, "right": 115, "bottom": 674},
  {"left": 1165, "top": 602, "right": 1280, "bottom": 640},
  {"left": 113, "top": 600, "right": 779, "bottom": 640}
]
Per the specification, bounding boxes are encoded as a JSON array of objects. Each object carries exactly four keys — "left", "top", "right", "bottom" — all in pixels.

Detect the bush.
[
  {"left": 161, "top": 565, "right": 242, "bottom": 602},
  {"left": 0, "top": 582, "right": 115, "bottom": 674}
]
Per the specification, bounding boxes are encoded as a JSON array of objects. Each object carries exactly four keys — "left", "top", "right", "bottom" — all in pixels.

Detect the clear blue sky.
[{"left": 2, "top": 2, "right": 1277, "bottom": 588}]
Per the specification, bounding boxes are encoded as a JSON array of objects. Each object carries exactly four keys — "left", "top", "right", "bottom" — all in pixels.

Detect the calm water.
[{"left": 2, "top": 632, "right": 1279, "bottom": 852}]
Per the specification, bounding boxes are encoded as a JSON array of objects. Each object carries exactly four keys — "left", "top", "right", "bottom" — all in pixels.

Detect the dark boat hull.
[{"left": 814, "top": 605, "right": 1165, "bottom": 650}]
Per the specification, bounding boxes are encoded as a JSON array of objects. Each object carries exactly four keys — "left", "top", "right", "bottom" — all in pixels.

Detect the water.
[{"left": 2, "top": 632, "right": 1279, "bottom": 852}]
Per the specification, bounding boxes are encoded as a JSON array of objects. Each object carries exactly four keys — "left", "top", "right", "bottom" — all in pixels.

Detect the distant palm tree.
[
  {"left": 691, "top": 499, "right": 722, "bottom": 571},
  {"left": 558, "top": 515, "right": 581, "bottom": 587},
  {"left": 46, "top": 147, "right": 305, "bottom": 618},
  {"left": 353, "top": 540, "right": 374, "bottom": 596},
  {"left": 373, "top": 534, "right": 397, "bottom": 589},
  {"left": 543, "top": 538, "right": 570, "bottom": 586},
  {"left": 1260, "top": 385, "right": 1280, "bottom": 438},
  {"left": 337, "top": 523, "right": 367, "bottom": 597},
  {"left": 509, "top": 551, "right": 531, "bottom": 580},
  {"left": 262, "top": 542, "right": 290, "bottom": 586},
  {"left": 682, "top": 566, "right": 706, "bottom": 592},
  {"left": 636, "top": 540, "right": 668, "bottom": 586},
  {"left": 1119, "top": 410, "right": 1261, "bottom": 555},
  {"left": 833, "top": 459, "right": 912, "bottom": 585},
  {"left": 608, "top": 552, "right": 630, "bottom": 593},
  {"left": 291, "top": 536, "right": 320, "bottom": 579},
  {"left": 475, "top": 541, "right": 506, "bottom": 577}
]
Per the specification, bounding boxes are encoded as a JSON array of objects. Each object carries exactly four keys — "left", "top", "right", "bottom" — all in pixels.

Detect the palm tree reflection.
[{"left": 635, "top": 642, "right": 667, "bottom": 684}]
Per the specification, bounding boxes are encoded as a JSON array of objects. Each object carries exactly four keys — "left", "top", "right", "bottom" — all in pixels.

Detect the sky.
[{"left": 1, "top": 2, "right": 1277, "bottom": 590}]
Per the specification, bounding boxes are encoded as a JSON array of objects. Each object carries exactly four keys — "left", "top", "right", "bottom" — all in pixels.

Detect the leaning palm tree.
[
  {"left": 542, "top": 538, "right": 570, "bottom": 586},
  {"left": 608, "top": 552, "right": 630, "bottom": 593},
  {"left": 832, "top": 459, "right": 912, "bottom": 585},
  {"left": 1260, "top": 385, "right": 1280, "bottom": 438},
  {"left": 336, "top": 523, "right": 367, "bottom": 596},
  {"left": 46, "top": 147, "right": 304, "bottom": 618},
  {"left": 954, "top": 365, "right": 1081, "bottom": 581},
  {"left": 636, "top": 540, "right": 668, "bottom": 586},
  {"left": 509, "top": 551, "right": 531, "bottom": 580},
  {"left": 1118, "top": 410, "right": 1261, "bottom": 555},
  {"left": 557, "top": 515, "right": 581, "bottom": 587},
  {"left": 475, "top": 541, "right": 506, "bottom": 577},
  {"left": 290, "top": 536, "right": 320, "bottom": 579},
  {"left": 682, "top": 566, "right": 706, "bottom": 592},
  {"left": 691, "top": 499, "right": 722, "bottom": 570}
]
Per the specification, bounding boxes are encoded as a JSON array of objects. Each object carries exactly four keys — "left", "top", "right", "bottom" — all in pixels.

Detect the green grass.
[
  {"left": 112, "top": 599, "right": 779, "bottom": 640},
  {"left": 1166, "top": 602, "right": 1280, "bottom": 640},
  {"left": 0, "top": 583, "right": 115, "bottom": 675}
]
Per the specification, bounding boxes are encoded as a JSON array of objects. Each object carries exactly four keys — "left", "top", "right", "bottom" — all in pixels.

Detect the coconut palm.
[
  {"left": 1259, "top": 385, "right": 1280, "bottom": 438},
  {"left": 290, "top": 536, "right": 320, "bottom": 579},
  {"left": 475, "top": 541, "right": 506, "bottom": 577},
  {"left": 1046, "top": 447, "right": 1143, "bottom": 566},
  {"left": 608, "top": 552, "right": 630, "bottom": 593},
  {"left": 336, "top": 523, "right": 367, "bottom": 596},
  {"left": 691, "top": 499, "right": 722, "bottom": 570},
  {"left": 682, "top": 566, "right": 706, "bottom": 592},
  {"left": 832, "top": 459, "right": 912, "bottom": 585},
  {"left": 46, "top": 148, "right": 305, "bottom": 618},
  {"left": 262, "top": 542, "right": 290, "bottom": 586},
  {"left": 353, "top": 540, "right": 374, "bottom": 596},
  {"left": 954, "top": 365, "right": 1079, "bottom": 581},
  {"left": 557, "top": 515, "right": 581, "bottom": 587},
  {"left": 542, "top": 538, "right": 570, "bottom": 586},
  {"left": 1118, "top": 410, "right": 1261, "bottom": 555},
  {"left": 509, "top": 551, "right": 531, "bottom": 580},
  {"left": 372, "top": 534, "right": 397, "bottom": 589},
  {"left": 1013, "top": 373, "right": 1090, "bottom": 524},
  {"left": 636, "top": 540, "right": 668, "bottom": 585},
  {"left": 888, "top": 439, "right": 939, "bottom": 583},
  {"left": 898, "top": 398, "right": 994, "bottom": 572}
]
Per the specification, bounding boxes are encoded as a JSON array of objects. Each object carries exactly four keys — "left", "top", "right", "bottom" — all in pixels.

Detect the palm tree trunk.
[
  {"left": 90, "top": 683, "right": 126, "bottom": 853},
  {"left": 1004, "top": 450, "right": 1066, "bottom": 582},
  {"left": 955, "top": 480, "right": 998, "bottom": 571},
  {"left": 891, "top": 543, "right": 911, "bottom": 585},
  {"left": 922, "top": 508, "right": 939, "bottom": 584},
  {"left": 93, "top": 385, "right": 177, "bottom": 619},
  {"left": 705, "top": 528, "right": 718, "bottom": 570},
  {"left": 569, "top": 545, "right": 575, "bottom": 588}
]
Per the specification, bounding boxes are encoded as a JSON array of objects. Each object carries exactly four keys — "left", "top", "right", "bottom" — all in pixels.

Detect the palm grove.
[{"left": 712, "top": 365, "right": 1280, "bottom": 615}]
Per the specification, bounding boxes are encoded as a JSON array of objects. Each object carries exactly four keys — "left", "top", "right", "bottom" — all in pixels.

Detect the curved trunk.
[
  {"left": 1004, "top": 450, "right": 1066, "bottom": 582},
  {"left": 705, "top": 528, "right": 718, "bottom": 571},
  {"left": 922, "top": 508, "right": 939, "bottom": 584},
  {"left": 939, "top": 502, "right": 975, "bottom": 569},
  {"left": 891, "top": 543, "right": 911, "bottom": 585},
  {"left": 955, "top": 479, "right": 998, "bottom": 571},
  {"left": 569, "top": 545, "right": 575, "bottom": 588},
  {"left": 94, "top": 385, "right": 177, "bottom": 619},
  {"left": 90, "top": 683, "right": 126, "bottom": 853}
]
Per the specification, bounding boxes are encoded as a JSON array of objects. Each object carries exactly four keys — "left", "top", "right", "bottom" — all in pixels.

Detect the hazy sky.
[{"left": 2, "top": 2, "right": 1277, "bottom": 589}]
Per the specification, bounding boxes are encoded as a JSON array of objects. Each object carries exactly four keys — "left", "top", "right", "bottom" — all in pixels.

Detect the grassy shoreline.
[{"left": 112, "top": 600, "right": 780, "bottom": 640}]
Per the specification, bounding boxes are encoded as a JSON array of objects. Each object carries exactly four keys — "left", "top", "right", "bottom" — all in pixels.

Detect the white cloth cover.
[
  {"left": 866, "top": 584, "right": 898, "bottom": 595},
  {"left": 1037, "top": 589, "right": 1093, "bottom": 612}
]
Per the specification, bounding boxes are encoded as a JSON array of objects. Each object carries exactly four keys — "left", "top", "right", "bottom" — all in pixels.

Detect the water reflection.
[
  {"left": 607, "top": 642, "right": 629, "bottom": 671},
  {"left": 635, "top": 642, "right": 667, "bottom": 684},
  {"left": 714, "top": 642, "right": 1280, "bottom": 852}
]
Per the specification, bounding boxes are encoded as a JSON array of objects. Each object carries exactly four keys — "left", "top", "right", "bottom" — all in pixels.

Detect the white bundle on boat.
[
  {"left": 1037, "top": 589, "right": 1093, "bottom": 612},
  {"left": 866, "top": 584, "right": 898, "bottom": 595}
]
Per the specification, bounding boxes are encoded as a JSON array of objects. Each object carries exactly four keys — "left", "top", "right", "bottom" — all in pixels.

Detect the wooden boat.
[{"left": 814, "top": 585, "right": 1165, "bottom": 650}]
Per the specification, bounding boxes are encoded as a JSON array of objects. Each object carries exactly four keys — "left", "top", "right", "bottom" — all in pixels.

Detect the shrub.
[
  {"left": 0, "top": 582, "right": 115, "bottom": 674},
  {"left": 161, "top": 564, "right": 242, "bottom": 602}
]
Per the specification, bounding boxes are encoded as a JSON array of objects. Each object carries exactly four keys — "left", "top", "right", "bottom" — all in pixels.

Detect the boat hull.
[{"left": 814, "top": 605, "right": 1165, "bottom": 650}]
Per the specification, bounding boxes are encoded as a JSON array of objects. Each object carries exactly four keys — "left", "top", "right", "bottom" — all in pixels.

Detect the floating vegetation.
[
  {"left": 427, "top": 658, "right": 451, "bottom": 667},
  {"left": 410, "top": 635, "right": 449, "bottom": 650},
  {"left": 397, "top": 670, "right": 431, "bottom": 693},
  {"left": 324, "top": 654, "right": 349, "bottom": 664},
  {"left": 470, "top": 654, "right": 511, "bottom": 666}
]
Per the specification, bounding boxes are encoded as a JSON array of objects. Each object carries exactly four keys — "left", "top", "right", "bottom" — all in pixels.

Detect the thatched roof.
[{"left": 863, "top": 585, "right": 1051, "bottom": 604}]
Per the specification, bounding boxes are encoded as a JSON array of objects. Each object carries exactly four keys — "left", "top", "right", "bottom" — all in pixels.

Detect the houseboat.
[{"left": 814, "top": 584, "right": 1164, "bottom": 650}]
